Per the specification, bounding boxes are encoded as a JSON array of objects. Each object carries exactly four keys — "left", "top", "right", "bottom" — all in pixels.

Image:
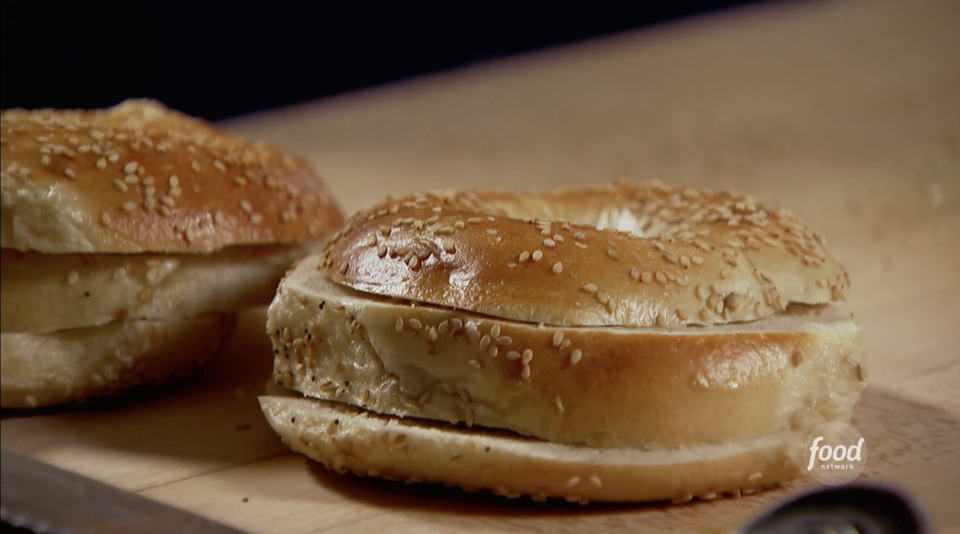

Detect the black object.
[
  {"left": 741, "top": 483, "right": 931, "bottom": 534},
  {"left": 0, "top": 449, "right": 250, "bottom": 534}
]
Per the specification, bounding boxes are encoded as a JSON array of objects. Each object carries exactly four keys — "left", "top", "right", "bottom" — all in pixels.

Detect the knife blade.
[{"left": 0, "top": 449, "right": 250, "bottom": 534}]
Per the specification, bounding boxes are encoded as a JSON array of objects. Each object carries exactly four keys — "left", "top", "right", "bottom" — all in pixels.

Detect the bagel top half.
[
  {"left": 318, "top": 181, "right": 849, "bottom": 328},
  {"left": 1, "top": 99, "right": 343, "bottom": 254}
]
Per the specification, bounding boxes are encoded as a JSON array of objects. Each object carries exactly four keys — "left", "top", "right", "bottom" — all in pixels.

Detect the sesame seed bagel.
[
  {"left": 264, "top": 181, "right": 865, "bottom": 502},
  {"left": 260, "top": 395, "right": 798, "bottom": 504},
  {"left": 267, "top": 260, "right": 864, "bottom": 452},
  {"left": 320, "top": 182, "right": 848, "bottom": 327},
  {"left": 1, "top": 243, "right": 313, "bottom": 334},
  {"left": 1, "top": 99, "right": 342, "bottom": 254},
  {"left": 1, "top": 314, "right": 234, "bottom": 409},
  {"left": 0, "top": 100, "right": 344, "bottom": 407}
]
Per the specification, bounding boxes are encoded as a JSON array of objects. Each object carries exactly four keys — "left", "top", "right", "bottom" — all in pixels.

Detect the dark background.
[{"left": 2, "top": 1, "right": 767, "bottom": 122}]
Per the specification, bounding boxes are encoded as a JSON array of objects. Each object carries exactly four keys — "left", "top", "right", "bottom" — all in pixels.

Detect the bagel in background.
[
  {"left": 260, "top": 182, "right": 865, "bottom": 503},
  {"left": 0, "top": 99, "right": 344, "bottom": 408}
]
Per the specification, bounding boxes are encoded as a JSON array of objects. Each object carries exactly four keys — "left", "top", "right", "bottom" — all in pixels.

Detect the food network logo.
[{"left": 803, "top": 422, "right": 868, "bottom": 486}]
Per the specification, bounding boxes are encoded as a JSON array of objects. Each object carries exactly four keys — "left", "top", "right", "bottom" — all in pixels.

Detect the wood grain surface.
[{"left": 3, "top": 0, "right": 958, "bottom": 532}]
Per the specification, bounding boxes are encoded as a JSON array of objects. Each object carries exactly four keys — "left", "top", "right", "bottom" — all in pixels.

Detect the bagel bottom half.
[
  {"left": 260, "top": 395, "right": 798, "bottom": 503},
  {"left": 259, "top": 258, "right": 865, "bottom": 503},
  {"left": 1, "top": 314, "right": 234, "bottom": 408}
]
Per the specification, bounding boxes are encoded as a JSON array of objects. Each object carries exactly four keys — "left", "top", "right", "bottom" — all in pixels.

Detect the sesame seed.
[
  {"left": 574, "top": 242, "right": 588, "bottom": 249},
  {"left": 214, "top": 210, "right": 224, "bottom": 225},
  {"left": 467, "top": 217, "right": 483, "bottom": 224},
  {"left": 748, "top": 472, "right": 763, "bottom": 482},
  {"left": 214, "top": 160, "right": 226, "bottom": 172},
  {"left": 532, "top": 250, "right": 543, "bottom": 261},
  {"left": 640, "top": 271, "right": 653, "bottom": 283},
  {"left": 652, "top": 241, "right": 665, "bottom": 251},
  {"left": 506, "top": 351, "right": 520, "bottom": 360},
  {"left": 656, "top": 313, "right": 667, "bottom": 327},
  {"left": 64, "top": 168, "right": 75, "bottom": 178},
  {"left": 552, "top": 262, "right": 563, "bottom": 274},
  {"left": 123, "top": 162, "right": 138, "bottom": 174},
  {"left": 466, "top": 410, "right": 476, "bottom": 427},
  {"left": 792, "top": 351, "right": 803, "bottom": 367},
  {"left": 607, "top": 249, "right": 620, "bottom": 260},
  {"left": 479, "top": 335, "right": 491, "bottom": 351},
  {"left": 663, "top": 253, "right": 679, "bottom": 263},
  {"left": 122, "top": 201, "right": 137, "bottom": 212},
  {"left": 857, "top": 363, "right": 867, "bottom": 381},
  {"left": 582, "top": 283, "right": 598, "bottom": 293},
  {"left": 680, "top": 256, "right": 691, "bottom": 268},
  {"left": 113, "top": 179, "right": 128, "bottom": 192},
  {"left": 40, "top": 154, "right": 50, "bottom": 166},
  {"left": 468, "top": 360, "right": 481, "bottom": 370},
  {"left": 395, "top": 318, "right": 404, "bottom": 332},
  {"left": 436, "top": 226, "right": 455, "bottom": 235},
  {"left": 521, "top": 350, "right": 534, "bottom": 365},
  {"left": 240, "top": 200, "right": 253, "bottom": 213},
  {"left": 519, "top": 251, "right": 530, "bottom": 262},
  {"left": 407, "top": 255, "right": 418, "bottom": 268},
  {"left": 590, "top": 476, "right": 602, "bottom": 487},
  {"left": 184, "top": 227, "right": 195, "bottom": 242},
  {"left": 553, "top": 331, "right": 564, "bottom": 347},
  {"left": 169, "top": 175, "right": 179, "bottom": 188},
  {"left": 543, "top": 238, "right": 556, "bottom": 248},
  {"left": 191, "top": 160, "right": 200, "bottom": 172},
  {"left": 100, "top": 211, "right": 111, "bottom": 225},
  {"left": 570, "top": 350, "right": 582, "bottom": 365},
  {"left": 144, "top": 197, "right": 156, "bottom": 212},
  {"left": 108, "top": 153, "right": 120, "bottom": 163},
  {"left": 160, "top": 195, "right": 175, "bottom": 207},
  {"left": 655, "top": 271, "right": 667, "bottom": 284},
  {"left": 521, "top": 365, "right": 531, "bottom": 380},
  {"left": 676, "top": 308, "right": 690, "bottom": 321},
  {"left": 124, "top": 174, "right": 139, "bottom": 184},
  {"left": 67, "top": 270, "right": 79, "bottom": 285},
  {"left": 96, "top": 158, "right": 107, "bottom": 169},
  {"left": 559, "top": 339, "right": 571, "bottom": 350},
  {"left": 428, "top": 327, "right": 438, "bottom": 341},
  {"left": 597, "top": 292, "right": 609, "bottom": 304},
  {"left": 377, "top": 244, "right": 388, "bottom": 258}
]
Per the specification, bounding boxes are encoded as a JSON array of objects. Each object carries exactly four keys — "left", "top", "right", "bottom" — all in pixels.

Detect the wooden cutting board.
[{"left": 3, "top": 0, "right": 958, "bottom": 532}]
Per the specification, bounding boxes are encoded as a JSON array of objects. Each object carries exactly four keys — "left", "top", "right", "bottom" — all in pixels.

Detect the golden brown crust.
[
  {"left": 319, "top": 182, "right": 849, "bottom": 327},
  {"left": 266, "top": 260, "right": 866, "bottom": 450},
  {"left": 260, "top": 395, "right": 800, "bottom": 504},
  {"left": 0, "top": 100, "right": 343, "bottom": 253},
  {"left": 1, "top": 314, "right": 235, "bottom": 408}
]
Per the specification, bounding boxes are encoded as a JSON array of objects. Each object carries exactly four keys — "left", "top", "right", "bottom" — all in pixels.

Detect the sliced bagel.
[{"left": 262, "top": 182, "right": 865, "bottom": 502}]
